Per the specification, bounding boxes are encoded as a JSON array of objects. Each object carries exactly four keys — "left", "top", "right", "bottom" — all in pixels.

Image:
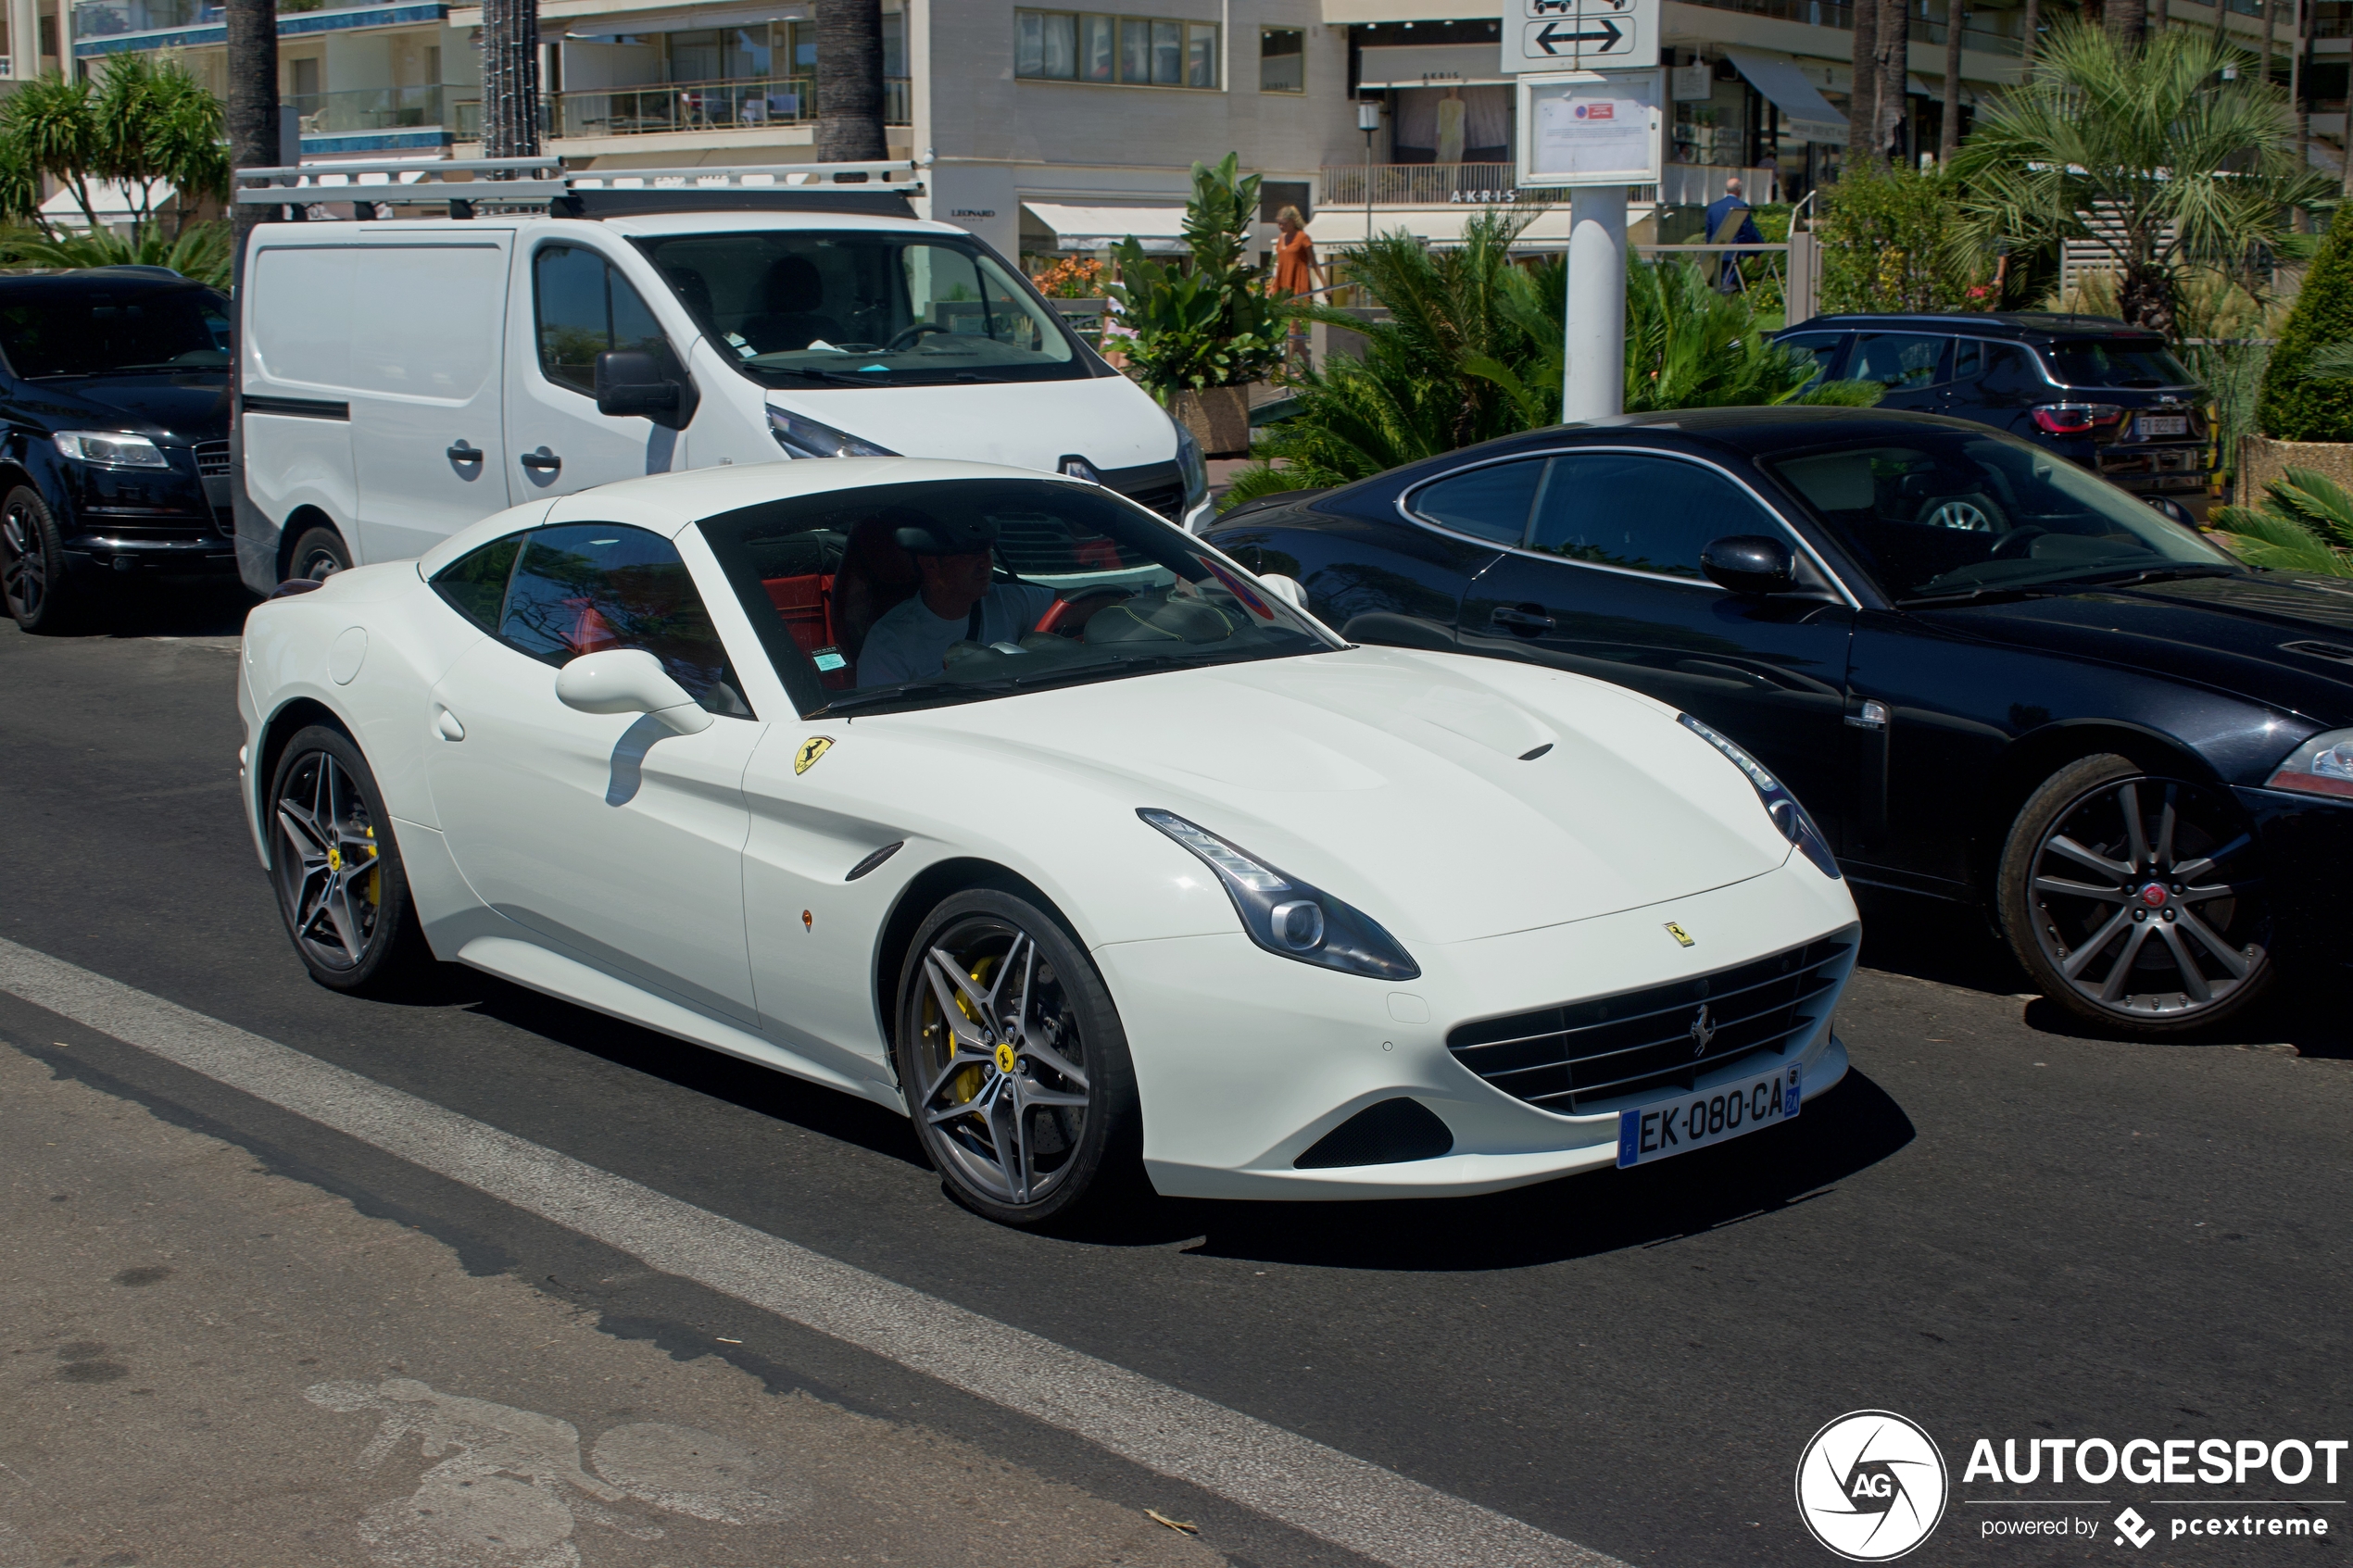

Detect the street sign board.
[
  {"left": 1516, "top": 69, "right": 1665, "bottom": 188},
  {"left": 1504, "top": 0, "right": 1659, "bottom": 72}
]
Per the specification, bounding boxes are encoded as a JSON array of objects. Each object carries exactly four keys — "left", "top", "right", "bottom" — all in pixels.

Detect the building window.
[
  {"left": 1260, "top": 27, "right": 1302, "bottom": 93},
  {"left": 1016, "top": 11, "right": 1218, "bottom": 88}
]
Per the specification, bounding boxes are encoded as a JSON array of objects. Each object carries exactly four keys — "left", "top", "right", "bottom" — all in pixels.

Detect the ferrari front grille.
[{"left": 1446, "top": 930, "right": 1856, "bottom": 1115}]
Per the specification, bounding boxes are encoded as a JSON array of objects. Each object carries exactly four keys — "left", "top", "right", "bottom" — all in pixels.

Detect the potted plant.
[{"left": 1107, "top": 153, "right": 1288, "bottom": 457}]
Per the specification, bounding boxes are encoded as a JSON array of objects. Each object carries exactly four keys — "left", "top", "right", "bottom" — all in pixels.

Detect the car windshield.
[
  {"left": 0, "top": 284, "right": 230, "bottom": 378},
  {"left": 699, "top": 478, "right": 1339, "bottom": 715},
  {"left": 2045, "top": 339, "right": 2194, "bottom": 389},
  {"left": 635, "top": 231, "right": 1084, "bottom": 387},
  {"left": 1764, "top": 432, "right": 2239, "bottom": 600}
]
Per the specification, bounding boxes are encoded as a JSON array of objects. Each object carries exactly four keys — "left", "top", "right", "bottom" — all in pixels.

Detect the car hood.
[
  {"left": 1918, "top": 572, "right": 2353, "bottom": 726},
  {"left": 18, "top": 372, "right": 230, "bottom": 444},
  {"left": 766, "top": 375, "right": 1175, "bottom": 475},
  {"left": 879, "top": 647, "right": 1796, "bottom": 946}
]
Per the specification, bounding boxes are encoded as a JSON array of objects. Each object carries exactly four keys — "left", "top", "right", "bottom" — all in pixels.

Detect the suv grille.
[
  {"left": 194, "top": 441, "right": 231, "bottom": 477},
  {"left": 1447, "top": 931, "right": 1855, "bottom": 1114}
]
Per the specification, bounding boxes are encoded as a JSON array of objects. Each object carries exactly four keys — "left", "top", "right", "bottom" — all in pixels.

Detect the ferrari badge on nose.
[
  {"left": 794, "top": 736, "right": 834, "bottom": 775},
  {"left": 1664, "top": 922, "right": 1694, "bottom": 947}
]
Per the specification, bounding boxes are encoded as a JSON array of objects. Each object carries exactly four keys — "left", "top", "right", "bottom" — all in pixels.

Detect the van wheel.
[
  {"left": 287, "top": 525, "right": 351, "bottom": 583},
  {"left": 2, "top": 485, "right": 80, "bottom": 633}
]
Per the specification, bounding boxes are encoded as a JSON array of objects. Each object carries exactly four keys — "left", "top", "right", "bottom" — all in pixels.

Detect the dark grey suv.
[{"left": 1774, "top": 312, "right": 2211, "bottom": 500}]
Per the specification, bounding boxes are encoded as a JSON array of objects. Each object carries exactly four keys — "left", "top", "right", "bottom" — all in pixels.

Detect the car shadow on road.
[
  {"left": 1115, "top": 1072, "right": 1919, "bottom": 1272},
  {"left": 31, "top": 580, "right": 258, "bottom": 639},
  {"left": 1849, "top": 886, "right": 2028, "bottom": 999}
]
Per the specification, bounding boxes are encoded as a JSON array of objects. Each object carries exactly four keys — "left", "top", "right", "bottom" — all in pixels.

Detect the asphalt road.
[{"left": 2, "top": 583, "right": 2348, "bottom": 1568}]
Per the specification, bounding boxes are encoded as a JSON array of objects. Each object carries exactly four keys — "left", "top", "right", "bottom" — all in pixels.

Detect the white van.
[{"left": 233, "top": 164, "right": 1207, "bottom": 594}]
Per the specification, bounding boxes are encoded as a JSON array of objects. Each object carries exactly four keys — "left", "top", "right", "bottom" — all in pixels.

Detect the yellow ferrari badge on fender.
[
  {"left": 1664, "top": 922, "right": 1694, "bottom": 947},
  {"left": 793, "top": 736, "right": 834, "bottom": 775}
]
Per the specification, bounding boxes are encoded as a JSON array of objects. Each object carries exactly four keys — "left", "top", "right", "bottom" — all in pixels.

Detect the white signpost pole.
[{"left": 1507, "top": 0, "right": 1662, "bottom": 424}]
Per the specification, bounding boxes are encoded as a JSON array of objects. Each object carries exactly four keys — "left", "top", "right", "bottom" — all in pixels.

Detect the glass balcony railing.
[
  {"left": 74, "top": 0, "right": 375, "bottom": 36},
  {"left": 455, "top": 75, "right": 911, "bottom": 142},
  {"left": 289, "top": 83, "right": 448, "bottom": 133}
]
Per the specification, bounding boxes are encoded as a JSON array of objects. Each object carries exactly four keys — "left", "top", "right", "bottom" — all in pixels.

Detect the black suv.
[
  {"left": 1774, "top": 313, "right": 2211, "bottom": 500},
  {"left": 0, "top": 268, "right": 234, "bottom": 633}
]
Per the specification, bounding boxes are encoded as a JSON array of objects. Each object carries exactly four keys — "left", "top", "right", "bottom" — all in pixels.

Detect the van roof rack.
[{"left": 233, "top": 157, "right": 928, "bottom": 219}]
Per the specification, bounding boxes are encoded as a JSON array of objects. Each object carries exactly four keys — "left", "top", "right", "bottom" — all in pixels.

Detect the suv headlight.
[
  {"left": 1172, "top": 417, "right": 1209, "bottom": 517},
  {"left": 55, "top": 431, "right": 170, "bottom": 469},
  {"left": 768, "top": 407, "right": 897, "bottom": 459},
  {"left": 1678, "top": 713, "right": 1842, "bottom": 879},
  {"left": 2267, "top": 728, "right": 2353, "bottom": 802},
  {"left": 1139, "top": 809, "right": 1419, "bottom": 980}
]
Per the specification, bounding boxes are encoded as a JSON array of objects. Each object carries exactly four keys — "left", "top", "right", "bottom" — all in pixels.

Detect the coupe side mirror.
[
  {"left": 1257, "top": 572, "right": 1309, "bottom": 611},
  {"left": 1700, "top": 534, "right": 1798, "bottom": 596},
  {"left": 595, "top": 349, "right": 686, "bottom": 425},
  {"left": 554, "top": 649, "right": 712, "bottom": 734}
]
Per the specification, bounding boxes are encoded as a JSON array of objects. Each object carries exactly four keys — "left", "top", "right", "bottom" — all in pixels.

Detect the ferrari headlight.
[
  {"left": 1139, "top": 809, "right": 1419, "bottom": 980},
  {"left": 767, "top": 406, "right": 898, "bottom": 459},
  {"left": 2266, "top": 728, "right": 2353, "bottom": 802},
  {"left": 55, "top": 431, "right": 170, "bottom": 469},
  {"left": 1173, "top": 417, "right": 1208, "bottom": 517},
  {"left": 1677, "top": 713, "right": 1842, "bottom": 880}
]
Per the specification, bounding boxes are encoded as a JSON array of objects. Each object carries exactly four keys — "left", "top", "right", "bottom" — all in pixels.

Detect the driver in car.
[{"left": 856, "top": 508, "right": 1114, "bottom": 687}]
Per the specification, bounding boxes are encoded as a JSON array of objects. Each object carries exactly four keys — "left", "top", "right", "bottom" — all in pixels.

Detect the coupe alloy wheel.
[
  {"left": 908, "top": 915, "right": 1094, "bottom": 1210},
  {"left": 273, "top": 748, "right": 386, "bottom": 972},
  {"left": 2022, "top": 771, "right": 2268, "bottom": 1024}
]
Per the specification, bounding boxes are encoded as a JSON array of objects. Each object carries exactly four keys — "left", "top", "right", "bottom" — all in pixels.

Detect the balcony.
[
  {"left": 1667, "top": 0, "right": 2024, "bottom": 54},
  {"left": 74, "top": 0, "right": 384, "bottom": 38},
  {"left": 290, "top": 83, "right": 447, "bottom": 133},
  {"left": 456, "top": 75, "right": 911, "bottom": 143}
]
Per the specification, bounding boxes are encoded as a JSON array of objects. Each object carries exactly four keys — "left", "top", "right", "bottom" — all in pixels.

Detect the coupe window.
[
  {"left": 699, "top": 477, "right": 1339, "bottom": 716},
  {"left": 431, "top": 522, "right": 751, "bottom": 715},
  {"left": 635, "top": 232, "right": 1084, "bottom": 388},
  {"left": 1529, "top": 453, "right": 1780, "bottom": 580},
  {"left": 0, "top": 285, "right": 230, "bottom": 378},
  {"left": 1407, "top": 458, "right": 1542, "bottom": 544},
  {"left": 1766, "top": 433, "right": 2236, "bottom": 600}
]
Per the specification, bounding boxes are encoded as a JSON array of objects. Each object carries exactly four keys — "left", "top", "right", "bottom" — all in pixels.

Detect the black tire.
[
  {"left": 266, "top": 725, "right": 434, "bottom": 994},
  {"left": 1997, "top": 752, "right": 2274, "bottom": 1035},
  {"left": 2, "top": 484, "right": 80, "bottom": 633},
  {"left": 286, "top": 524, "right": 352, "bottom": 583},
  {"left": 893, "top": 888, "right": 1143, "bottom": 1226}
]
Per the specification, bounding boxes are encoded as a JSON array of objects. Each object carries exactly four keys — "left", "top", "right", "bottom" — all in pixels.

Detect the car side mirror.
[
  {"left": 1701, "top": 534, "right": 1798, "bottom": 596},
  {"left": 595, "top": 350, "right": 688, "bottom": 427},
  {"left": 554, "top": 649, "right": 713, "bottom": 734},
  {"left": 1257, "top": 572, "right": 1309, "bottom": 611}
]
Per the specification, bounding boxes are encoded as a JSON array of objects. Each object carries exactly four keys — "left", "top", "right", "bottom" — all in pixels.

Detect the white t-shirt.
[{"left": 857, "top": 581, "right": 1060, "bottom": 688}]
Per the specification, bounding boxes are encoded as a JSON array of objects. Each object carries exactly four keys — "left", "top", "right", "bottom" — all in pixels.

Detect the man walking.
[{"left": 1703, "top": 175, "right": 1764, "bottom": 294}]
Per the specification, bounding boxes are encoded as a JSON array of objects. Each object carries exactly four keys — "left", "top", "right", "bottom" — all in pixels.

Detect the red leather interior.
[{"left": 763, "top": 572, "right": 853, "bottom": 688}]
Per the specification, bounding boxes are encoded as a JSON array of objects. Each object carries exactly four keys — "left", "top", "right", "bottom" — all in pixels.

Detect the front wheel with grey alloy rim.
[
  {"left": 268, "top": 725, "right": 433, "bottom": 994},
  {"left": 1997, "top": 753, "right": 2273, "bottom": 1035},
  {"left": 2, "top": 484, "right": 79, "bottom": 633},
  {"left": 893, "top": 888, "right": 1143, "bottom": 1226}
]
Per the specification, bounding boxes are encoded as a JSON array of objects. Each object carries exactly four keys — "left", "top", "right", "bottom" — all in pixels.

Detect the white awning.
[
  {"left": 1356, "top": 42, "right": 1514, "bottom": 88},
  {"left": 1021, "top": 202, "right": 1189, "bottom": 254},
  {"left": 41, "top": 179, "right": 176, "bottom": 219},
  {"left": 1321, "top": 0, "right": 1503, "bottom": 19},
  {"left": 1723, "top": 48, "right": 1847, "bottom": 144}
]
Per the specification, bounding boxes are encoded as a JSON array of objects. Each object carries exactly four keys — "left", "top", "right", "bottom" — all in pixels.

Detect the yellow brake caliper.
[
  {"left": 362, "top": 824, "right": 380, "bottom": 908},
  {"left": 940, "top": 954, "right": 998, "bottom": 1108}
]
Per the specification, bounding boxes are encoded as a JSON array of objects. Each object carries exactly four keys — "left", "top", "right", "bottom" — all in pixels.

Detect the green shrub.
[
  {"left": 2258, "top": 203, "right": 2353, "bottom": 442},
  {"left": 1106, "top": 153, "right": 1288, "bottom": 396},
  {"left": 1817, "top": 165, "right": 1987, "bottom": 315}
]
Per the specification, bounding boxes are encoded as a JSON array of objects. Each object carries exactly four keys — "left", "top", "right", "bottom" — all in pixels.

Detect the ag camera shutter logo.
[{"left": 1795, "top": 1411, "right": 1949, "bottom": 1561}]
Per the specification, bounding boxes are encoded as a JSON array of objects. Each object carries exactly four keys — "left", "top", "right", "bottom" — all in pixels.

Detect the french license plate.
[
  {"left": 2138, "top": 415, "right": 2188, "bottom": 437},
  {"left": 1617, "top": 1064, "right": 1800, "bottom": 1168}
]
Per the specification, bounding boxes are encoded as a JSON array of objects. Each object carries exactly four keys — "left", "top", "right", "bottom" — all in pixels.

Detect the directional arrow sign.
[{"left": 1505, "top": 0, "right": 1656, "bottom": 69}]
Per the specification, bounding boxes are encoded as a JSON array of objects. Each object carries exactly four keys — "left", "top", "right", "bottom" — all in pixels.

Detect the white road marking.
[{"left": 0, "top": 938, "right": 1627, "bottom": 1568}]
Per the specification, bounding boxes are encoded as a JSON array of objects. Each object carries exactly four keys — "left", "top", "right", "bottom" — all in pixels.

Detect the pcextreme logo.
[{"left": 1796, "top": 1411, "right": 1952, "bottom": 1562}]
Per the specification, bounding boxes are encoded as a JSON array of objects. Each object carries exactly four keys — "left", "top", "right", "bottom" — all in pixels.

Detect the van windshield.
[
  {"left": 635, "top": 232, "right": 1087, "bottom": 387},
  {"left": 0, "top": 284, "right": 230, "bottom": 378}
]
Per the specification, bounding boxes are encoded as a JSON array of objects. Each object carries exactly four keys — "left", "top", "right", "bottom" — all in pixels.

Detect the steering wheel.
[
  {"left": 1034, "top": 588, "right": 1133, "bottom": 637},
  {"left": 883, "top": 322, "right": 952, "bottom": 353},
  {"left": 1990, "top": 526, "right": 2050, "bottom": 561}
]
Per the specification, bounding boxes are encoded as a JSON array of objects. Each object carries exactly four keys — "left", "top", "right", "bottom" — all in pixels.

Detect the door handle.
[
  {"left": 447, "top": 441, "right": 484, "bottom": 464},
  {"left": 1490, "top": 605, "right": 1556, "bottom": 633},
  {"left": 519, "top": 449, "right": 561, "bottom": 473}
]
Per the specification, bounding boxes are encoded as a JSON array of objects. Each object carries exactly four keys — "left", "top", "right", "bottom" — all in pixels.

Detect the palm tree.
[
  {"left": 1875, "top": 0, "right": 1911, "bottom": 163},
  {"left": 1948, "top": 20, "right": 2330, "bottom": 334},
  {"left": 816, "top": 0, "right": 885, "bottom": 162},
  {"left": 91, "top": 53, "right": 227, "bottom": 236},
  {"left": 225, "top": 0, "right": 277, "bottom": 253},
  {"left": 481, "top": 0, "right": 542, "bottom": 157}
]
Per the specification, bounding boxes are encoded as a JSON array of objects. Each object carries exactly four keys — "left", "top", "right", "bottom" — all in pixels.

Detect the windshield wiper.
[{"left": 2049, "top": 564, "right": 2242, "bottom": 589}]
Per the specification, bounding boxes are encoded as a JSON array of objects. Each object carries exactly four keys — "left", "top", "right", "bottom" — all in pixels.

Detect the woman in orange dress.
[{"left": 1270, "top": 205, "right": 1325, "bottom": 374}]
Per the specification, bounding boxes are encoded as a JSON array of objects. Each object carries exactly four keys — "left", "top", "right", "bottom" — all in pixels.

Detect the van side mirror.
[
  {"left": 595, "top": 350, "right": 688, "bottom": 427},
  {"left": 1700, "top": 535, "right": 1798, "bottom": 596}
]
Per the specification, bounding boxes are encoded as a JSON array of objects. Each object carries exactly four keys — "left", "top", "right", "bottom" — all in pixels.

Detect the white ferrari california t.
[{"left": 237, "top": 458, "right": 1859, "bottom": 1225}]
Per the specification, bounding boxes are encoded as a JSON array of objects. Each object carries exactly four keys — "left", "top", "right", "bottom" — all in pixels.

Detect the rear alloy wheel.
[
  {"left": 287, "top": 525, "right": 352, "bottom": 583},
  {"left": 268, "top": 725, "right": 431, "bottom": 993},
  {"left": 894, "top": 889, "right": 1141, "bottom": 1226},
  {"left": 2, "top": 484, "right": 78, "bottom": 633},
  {"left": 1998, "top": 753, "right": 2273, "bottom": 1034}
]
